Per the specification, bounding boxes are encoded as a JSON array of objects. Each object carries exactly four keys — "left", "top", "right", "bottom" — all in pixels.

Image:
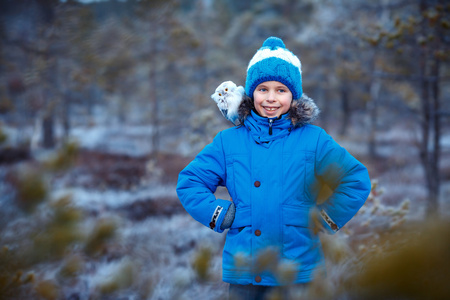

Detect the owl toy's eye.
[
  {"left": 225, "top": 88, "right": 228, "bottom": 92},
  {"left": 219, "top": 93, "right": 222, "bottom": 96}
]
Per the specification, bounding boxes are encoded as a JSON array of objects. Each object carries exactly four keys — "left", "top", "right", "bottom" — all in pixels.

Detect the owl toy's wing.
[
  {"left": 220, "top": 108, "right": 228, "bottom": 120},
  {"left": 211, "top": 81, "right": 244, "bottom": 126}
]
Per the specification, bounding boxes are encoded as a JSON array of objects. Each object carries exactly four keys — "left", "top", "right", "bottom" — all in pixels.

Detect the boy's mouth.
[{"left": 263, "top": 106, "right": 280, "bottom": 112}]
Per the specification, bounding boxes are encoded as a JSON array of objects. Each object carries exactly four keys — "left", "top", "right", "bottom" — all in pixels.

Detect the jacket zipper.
[{"left": 268, "top": 118, "right": 274, "bottom": 135}]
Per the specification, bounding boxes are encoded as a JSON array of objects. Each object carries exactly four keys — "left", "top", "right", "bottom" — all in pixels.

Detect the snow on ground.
[
  {"left": 70, "top": 125, "right": 155, "bottom": 157},
  {"left": 35, "top": 210, "right": 229, "bottom": 300},
  {"left": 53, "top": 183, "right": 177, "bottom": 211},
  {"left": 121, "top": 215, "right": 227, "bottom": 300},
  {"left": 2, "top": 109, "right": 450, "bottom": 299},
  {"left": 84, "top": 213, "right": 227, "bottom": 299}
]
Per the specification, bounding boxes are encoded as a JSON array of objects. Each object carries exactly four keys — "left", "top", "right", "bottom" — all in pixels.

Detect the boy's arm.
[
  {"left": 177, "top": 132, "right": 233, "bottom": 233},
  {"left": 314, "top": 130, "right": 371, "bottom": 234}
]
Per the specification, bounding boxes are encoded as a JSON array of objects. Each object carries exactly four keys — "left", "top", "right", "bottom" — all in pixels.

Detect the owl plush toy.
[{"left": 211, "top": 81, "right": 245, "bottom": 126}]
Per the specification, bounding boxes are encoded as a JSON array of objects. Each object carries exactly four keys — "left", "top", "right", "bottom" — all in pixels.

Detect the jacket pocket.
[
  {"left": 225, "top": 154, "right": 252, "bottom": 206},
  {"left": 225, "top": 156, "right": 236, "bottom": 198},
  {"left": 282, "top": 151, "right": 314, "bottom": 206},
  {"left": 224, "top": 207, "right": 252, "bottom": 270},
  {"left": 282, "top": 205, "right": 320, "bottom": 265},
  {"left": 231, "top": 207, "right": 251, "bottom": 229},
  {"left": 282, "top": 205, "right": 310, "bottom": 227}
]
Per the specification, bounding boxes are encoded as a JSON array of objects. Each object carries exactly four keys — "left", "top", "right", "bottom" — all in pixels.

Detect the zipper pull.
[{"left": 268, "top": 118, "right": 273, "bottom": 135}]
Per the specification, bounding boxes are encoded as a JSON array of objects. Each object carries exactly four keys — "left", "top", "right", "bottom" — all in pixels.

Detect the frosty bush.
[
  {"left": 196, "top": 180, "right": 450, "bottom": 300},
  {"left": 0, "top": 143, "right": 137, "bottom": 299},
  {"left": 299, "top": 181, "right": 449, "bottom": 299}
]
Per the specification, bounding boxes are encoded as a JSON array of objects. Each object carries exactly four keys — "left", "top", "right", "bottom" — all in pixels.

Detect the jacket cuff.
[
  {"left": 209, "top": 199, "right": 233, "bottom": 233},
  {"left": 318, "top": 208, "right": 339, "bottom": 234},
  {"left": 220, "top": 202, "right": 236, "bottom": 230}
]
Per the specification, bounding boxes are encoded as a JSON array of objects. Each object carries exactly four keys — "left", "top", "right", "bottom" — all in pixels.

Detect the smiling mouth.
[{"left": 263, "top": 106, "right": 280, "bottom": 111}]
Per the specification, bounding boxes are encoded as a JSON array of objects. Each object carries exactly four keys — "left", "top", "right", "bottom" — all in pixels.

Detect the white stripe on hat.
[{"left": 247, "top": 48, "right": 302, "bottom": 73}]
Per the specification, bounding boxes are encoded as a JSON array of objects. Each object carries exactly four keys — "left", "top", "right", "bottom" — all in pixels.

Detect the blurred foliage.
[
  {"left": 349, "top": 220, "right": 450, "bottom": 300},
  {"left": 0, "top": 127, "right": 7, "bottom": 145},
  {"left": 189, "top": 181, "right": 449, "bottom": 300},
  {"left": 32, "top": 196, "right": 84, "bottom": 261},
  {"left": 0, "top": 0, "right": 448, "bottom": 154},
  {"left": 14, "top": 169, "right": 48, "bottom": 213},
  {"left": 84, "top": 218, "right": 117, "bottom": 256},
  {"left": 0, "top": 96, "right": 13, "bottom": 115},
  {"left": 360, "top": 2, "right": 450, "bottom": 61},
  {"left": 192, "top": 247, "right": 213, "bottom": 282},
  {"left": 0, "top": 0, "right": 449, "bottom": 299},
  {"left": 35, "top": 280, "right": 60, "bottom": 300},
  {"left": 96, "top": 259, "right": 136, "bottom": 295},
  {"left": 0, "top": 145, "right": 122, "bottom": 299},
  {"left": 57, "top": 254, "right": 84, "bottom": 280},
  {"left": 44, "top": 142, "right": 79, "bottom": 172}
]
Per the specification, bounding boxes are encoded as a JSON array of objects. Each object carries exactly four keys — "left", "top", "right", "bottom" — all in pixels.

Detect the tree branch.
[{"left": 373, "top": 71, "right": 450, "bottom": 82}]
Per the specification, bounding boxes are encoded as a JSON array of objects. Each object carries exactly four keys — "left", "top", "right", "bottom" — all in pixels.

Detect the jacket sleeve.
[
  {"left": 176, "top": 132, "right": 232, "bottom": 233},
  {"left": 314, "top": 129, "right": 371, "bottom": 234}
]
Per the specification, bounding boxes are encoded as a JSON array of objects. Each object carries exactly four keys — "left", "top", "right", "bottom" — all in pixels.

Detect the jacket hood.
[{"left": 238, "top": 94, "right": 320, "bottom": 127}]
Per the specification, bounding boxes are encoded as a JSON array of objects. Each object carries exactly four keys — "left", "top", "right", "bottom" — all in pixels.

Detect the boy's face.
[{"left": 253, "top": 81, "right": 293, "bottom": 118}]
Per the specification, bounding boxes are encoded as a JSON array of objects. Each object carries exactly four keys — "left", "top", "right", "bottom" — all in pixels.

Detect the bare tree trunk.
[
  {"left": 149, "top": 68, "right": 159, "bottom": 156},
  {"left": 39, "top": 1, "right": 57, "bottom": 149},
  {"left": 339, "top": 83, "right": 350, "bottom": 136},
  {"left": 317, "top": 85, "right": 328, "bottom": 132},
  {"left": 42, "top": 62, "right": 56, "bottom": 149},
  {"left": 426, "top": 0, "right": 444, "bottom": 216},
  {"left": 42, "top": 112, "right": 55, "bottom": 149},
  {"left": 418, "top": 0, "right": 441, "bottom": 217},
  {"left": 367, "top": 49, "right": 380, "bottom": 159},
  {"left": 62, "top": 92, "right": 71, "bottom": 141},
  {"left": 366, "top": 2, "right": 391, "bottom": 159},
  {"left": 418, "top": 27, "right": 433, "bottom": 217},
  {"left": 427, "top": 57, "right": 441, "bottom": 216},
  {"left": 368, "top": 78, "right": 380, "bottom": 158}
]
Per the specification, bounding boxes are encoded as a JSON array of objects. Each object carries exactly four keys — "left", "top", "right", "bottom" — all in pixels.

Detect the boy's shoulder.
[
  {"left": 293, "top": 123, "right": 325, "bottom": 136},
  {"left": 287, "top": 124, "right": 325, "bottom": 150},
  {"left": 219, "top": 125, "right": 246, "bottom": 137},
  {"left": 299, "top": 123, "right": 322, "bottom": 131}
]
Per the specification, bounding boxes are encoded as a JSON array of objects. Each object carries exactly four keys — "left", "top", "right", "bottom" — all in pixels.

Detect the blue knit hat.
[{"left": 245, "top": 37, "right": 302, "bottom": 100}]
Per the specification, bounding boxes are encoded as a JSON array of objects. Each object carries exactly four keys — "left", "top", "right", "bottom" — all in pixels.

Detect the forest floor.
[
  {"left": 1, "top": 116, "right": 449, "bottom": 299},
  {"left": 57, "top": 118, "right": 450, "bottom": 298}
]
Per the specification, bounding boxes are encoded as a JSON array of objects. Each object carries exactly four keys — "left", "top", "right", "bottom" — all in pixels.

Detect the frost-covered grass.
[
  {"left": 70, "top": 124, "right": 155, "bottom": 157},
  {"left": 1, "top": 111, "right": 449, "bottom": 299},
  {"left": 55, "top": 212, "right": 228, "bottom": 300},
  {"left": 53, "top": 184, "right": 177, "bottom": 211}
]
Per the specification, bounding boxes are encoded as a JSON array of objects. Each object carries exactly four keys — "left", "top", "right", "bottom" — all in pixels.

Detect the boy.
[{"left": 177, "top": 37, "right": 371, "bottom": 299}]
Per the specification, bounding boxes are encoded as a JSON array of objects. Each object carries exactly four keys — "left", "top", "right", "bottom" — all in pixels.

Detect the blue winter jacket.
[{"left": 177, "top": 95, "right": 371, "bottom": 286}]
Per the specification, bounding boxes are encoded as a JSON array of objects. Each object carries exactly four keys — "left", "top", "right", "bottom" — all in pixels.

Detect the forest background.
[{"left": 0, "top": 0, "right": 449, "bottom": 299}]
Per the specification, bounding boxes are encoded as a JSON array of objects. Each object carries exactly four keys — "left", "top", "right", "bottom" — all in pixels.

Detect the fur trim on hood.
[{"left": 238, "top": 94, "right": 320, "bottom": 127}]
